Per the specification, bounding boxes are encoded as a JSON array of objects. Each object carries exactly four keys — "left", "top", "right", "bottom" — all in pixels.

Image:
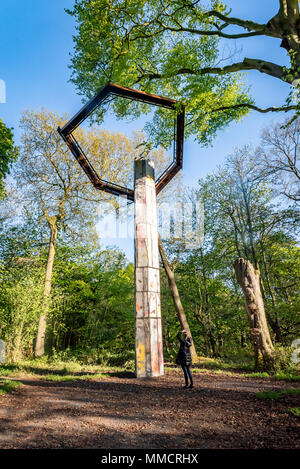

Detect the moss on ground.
[
  {"left": 0, "top": 379, "right": 22, "bottom": 394},
  {"left": 256, "top": 388, "right": 300, "bottom": 400}
]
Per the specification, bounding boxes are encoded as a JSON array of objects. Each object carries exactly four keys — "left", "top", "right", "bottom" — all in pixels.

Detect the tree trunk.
[
  {"left": 35, "top": 222, "right": 57, "bottom": 357},
  {"left": 11, "top": 319, "right": 25, "bottom": 363},
  {"left": 158, "top": 234, "right": 197, "bottom": 361},
  {"left": 259, "top": 239, "right": 282, "bottom": 342},
  {"left": 233, "top": 257, "right": 275, "bottom": 370},
  {"left": 269, "top": 1, "right": 300, "bottom": 70},
  {"left": 198, "top": 247, "right": 219, "bottom": 357}
]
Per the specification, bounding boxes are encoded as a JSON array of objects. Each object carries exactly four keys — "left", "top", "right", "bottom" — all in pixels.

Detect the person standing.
[{"left": 176, "top": 329, "right": 194, "bottom": 389}]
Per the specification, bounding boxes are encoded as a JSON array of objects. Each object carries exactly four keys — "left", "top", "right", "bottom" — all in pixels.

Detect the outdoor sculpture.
[{"left": 58, "top": 82, "right": 185, "bottom": 377}]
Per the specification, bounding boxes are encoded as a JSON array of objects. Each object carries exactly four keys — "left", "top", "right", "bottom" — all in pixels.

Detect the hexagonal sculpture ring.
[{"left": 57, "top": 82, "right": 185, "bottom": 201}]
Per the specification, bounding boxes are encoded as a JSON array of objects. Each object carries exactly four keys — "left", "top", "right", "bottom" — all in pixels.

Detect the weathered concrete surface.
[{"left": 134, "top": 158, "right": 164, "bottom": 378}]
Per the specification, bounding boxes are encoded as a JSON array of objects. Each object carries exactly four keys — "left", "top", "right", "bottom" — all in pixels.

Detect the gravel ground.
[{"left": 0, "top": 368, "right": 299, "bottom": 449}]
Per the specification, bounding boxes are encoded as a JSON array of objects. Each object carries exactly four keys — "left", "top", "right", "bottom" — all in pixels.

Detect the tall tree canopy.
[
  {"left": 67, "top": 0, "right": 253, "bottom": 145},
  {"left": 16, "top": 109, "right": 174, "bottom": 356},
  {"left": 255, "top": 117, "right": 300, "bottom": 202},
  {"left": 0, "top": 118, "right": 18, "bottom": 198},
  {"left": 0, "top": 114, "right": 298, "bottom": 366},
  {"left": 67, "top": 0, "right": 300, "bottom": 145}
]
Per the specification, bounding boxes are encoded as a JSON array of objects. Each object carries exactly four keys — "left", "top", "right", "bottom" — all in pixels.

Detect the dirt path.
[{"left": 0, "top": 369, "right": 299, "bottom": 449}]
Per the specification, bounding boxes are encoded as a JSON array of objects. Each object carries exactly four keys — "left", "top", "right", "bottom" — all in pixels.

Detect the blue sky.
[{"left": 0, "top": 0, "right": 293, "bottom": 258}]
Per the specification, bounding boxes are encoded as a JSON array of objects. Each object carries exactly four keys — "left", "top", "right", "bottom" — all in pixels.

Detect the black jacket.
[{"left": 176, "top": 332, "right": 192, "bottom": 366}]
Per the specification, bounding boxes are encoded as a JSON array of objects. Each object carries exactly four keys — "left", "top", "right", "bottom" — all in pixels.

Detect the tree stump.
[{"left": 233, "top": 257, "right": 274, "bottom": 370}]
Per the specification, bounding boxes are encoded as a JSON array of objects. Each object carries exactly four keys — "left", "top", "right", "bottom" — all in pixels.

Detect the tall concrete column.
[{"left": 134, "top": 157, "right": 164, "bottom": 378}]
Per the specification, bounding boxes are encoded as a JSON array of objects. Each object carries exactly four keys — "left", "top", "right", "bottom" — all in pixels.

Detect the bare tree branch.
[
  {"left": 154, "top": 19, "right": 266, "bottom": 40},
  {"left": 136, "top": 57, "right": 287, "bottom": 83},
  {"left": 206, "top": 10, "right": 270, "bottom": 34},
  {"left": 212, "top": 103, "right": 298, "bottom": 114}
]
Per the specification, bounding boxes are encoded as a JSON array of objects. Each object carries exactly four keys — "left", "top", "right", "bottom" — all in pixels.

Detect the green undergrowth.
[
  {"left": 256, "top": 388, "right": 300, "bottom": 400},
  {"left": 246, "top": 371, "right": 300, "bottom": 381},
  {"left": 190, "top": 356, "right": 300, "bottom": 381},
  {"left": 166, "top": 355, "right": 299, "bottom": 381},
  {"left": 0, "top": 355, "right": 299, "bottom": 383},
  {"left": 272, "top": 371, "right": 300, "bottom": 382},
  {"left": 0, "top": 379, "right": 22, "bottom": 395},
  {"left": 0, "top": 358, "right": 131, "bottom": 381},
  {"left": 289, "top": 407, "right": 300, "bottom": 417},
  {"left": 187, "top": 367, "right": 235, "bottom": 376},
  {"left": 43, "top": 372, "right": 107, "bottom": 382},
  {"left": 245, "top": 372, "right": 270, "bottom": 379},
  {"left": 193, "top": 356, "right": 254, "bottom": 372}
]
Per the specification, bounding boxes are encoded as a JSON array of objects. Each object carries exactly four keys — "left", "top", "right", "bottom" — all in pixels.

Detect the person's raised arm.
[{"left": 177, "top": 331, "right": 184, "bottom": 344}]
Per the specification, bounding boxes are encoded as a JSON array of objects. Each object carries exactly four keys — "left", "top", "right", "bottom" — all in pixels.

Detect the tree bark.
[
  {"left": 233, "top": 257, "right": 275, "bottom": 370},
  {"left": 139, "top": 0, "right": 300, "bottom": 90},
  {"left": 259, "top": 239, "right": 282, "bottom": 342},
  {"left": 158, "top": 234, "right": 197, "bottom": 361},
  {"left": 11, "top": 319, "right": 25, "bottom": 363},
  {"left": 35, "top": 221, "right": 57, "bottom": 357},
  {"left": 198, "top": 247, "right": 219, "bottom": 357}
]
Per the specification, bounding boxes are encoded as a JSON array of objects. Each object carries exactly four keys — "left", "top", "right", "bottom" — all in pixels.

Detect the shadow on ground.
[{"left": 0, "top": 370, "right": 299, "bottom": 449}]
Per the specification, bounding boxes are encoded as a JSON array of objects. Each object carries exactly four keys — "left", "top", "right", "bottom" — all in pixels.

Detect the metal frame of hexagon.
[{"left": 57, "top": 82, "right": 185, "bottom": 201}]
